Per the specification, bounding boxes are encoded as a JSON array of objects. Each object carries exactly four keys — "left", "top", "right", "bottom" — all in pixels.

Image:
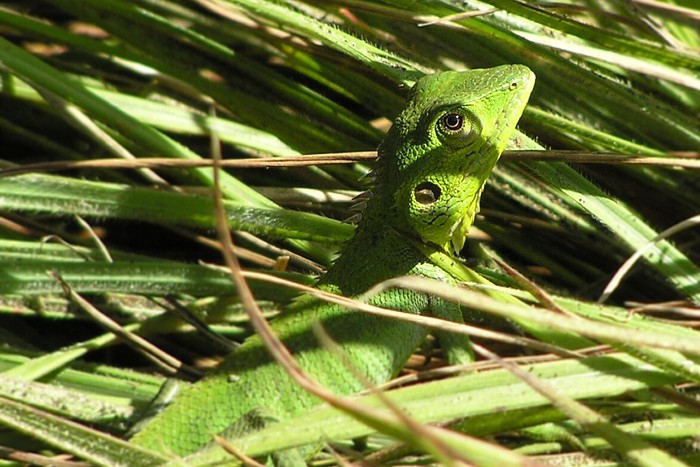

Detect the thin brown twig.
[
  {"left": 0, "top": 150, "right": 698, "bottom": 178},
  {"left": 212, "top": 435, "right": 266, "bottom": 467},
  {"left": 48, "top": 271, "right": 201, "bottom": 378},
  {"left": 224, "top": 268, "right": 581, "bottom": 358},
  {"left": 491, "top": 256, "right": 579, "bottom": 319}
]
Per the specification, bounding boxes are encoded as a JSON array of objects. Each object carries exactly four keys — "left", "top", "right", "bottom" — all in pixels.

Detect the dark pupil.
[{"left": 443, "top": 113, "right": 463, "bottom": 130}]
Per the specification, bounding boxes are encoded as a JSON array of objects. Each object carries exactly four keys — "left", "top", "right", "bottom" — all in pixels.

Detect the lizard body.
[{"left": 131, "top": 65, "right": 535, "bottom": 460}]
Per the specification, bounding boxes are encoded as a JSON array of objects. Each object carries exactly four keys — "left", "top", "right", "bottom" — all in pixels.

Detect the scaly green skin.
[{"left": 131, "top": 65, "right": 535, "bottom": 459}]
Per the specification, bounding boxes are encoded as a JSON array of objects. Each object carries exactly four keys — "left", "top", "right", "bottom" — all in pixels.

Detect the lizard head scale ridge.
[{"left": 365, "top": 64, "right": 535, "bottom": 255}]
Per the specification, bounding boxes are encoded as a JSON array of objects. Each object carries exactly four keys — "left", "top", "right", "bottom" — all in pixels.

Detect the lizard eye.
[
  {"left": 442, "top": 113, "right": 463, "bottom": 131},
  {"left": 435, "top": 110, "right": 477, "bottom": 143},
  {"left": 414, "top": 182, "right": 441, "bottom": 205}
]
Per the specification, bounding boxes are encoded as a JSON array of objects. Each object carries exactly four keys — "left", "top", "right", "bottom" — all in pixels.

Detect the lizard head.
[{"left": 375, "top": 65, "right": 535, "bottom": 254}]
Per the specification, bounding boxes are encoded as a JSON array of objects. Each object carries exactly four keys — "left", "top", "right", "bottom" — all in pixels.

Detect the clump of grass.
[{"left": 0, "top": 1, "right": 699, "bottom": 465}]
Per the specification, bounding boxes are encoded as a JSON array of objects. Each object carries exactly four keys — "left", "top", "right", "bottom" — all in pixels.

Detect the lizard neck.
[{"left": 318, "top": 192, "right": 438, "bottom": 296}]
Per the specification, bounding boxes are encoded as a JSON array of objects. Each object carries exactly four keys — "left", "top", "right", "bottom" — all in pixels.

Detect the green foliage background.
[{"left": 0, "top": 0, "right": 699, "bottom": 465}]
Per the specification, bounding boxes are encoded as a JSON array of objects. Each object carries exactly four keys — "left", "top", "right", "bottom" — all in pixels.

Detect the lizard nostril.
[{"left": 415, "top": 182, "right": 441, "bottom": 205}]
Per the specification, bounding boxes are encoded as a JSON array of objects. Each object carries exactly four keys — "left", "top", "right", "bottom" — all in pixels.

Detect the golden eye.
[{"left": 442, "top": 113, "right": 463, "bottom": 131}]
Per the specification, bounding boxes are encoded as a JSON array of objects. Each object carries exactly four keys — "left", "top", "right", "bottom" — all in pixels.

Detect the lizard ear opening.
[{"left": 414, "top": 182, "right": 441, "bottom": 205}]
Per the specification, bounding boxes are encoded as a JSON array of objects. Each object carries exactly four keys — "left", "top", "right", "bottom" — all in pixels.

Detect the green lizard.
[{"left": 131, "top": 64, "right": 536, "bottom": 462}]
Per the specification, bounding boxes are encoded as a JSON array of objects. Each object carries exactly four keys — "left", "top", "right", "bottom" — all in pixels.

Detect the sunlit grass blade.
[
  {"left": 2, "top": 0, "right": 700, "bottom": 464},
  {"left": 0, "top": 173, "right": 352, "bottom": 243},
  {"left": 0, "top": 395, "right": 166, "bottom": 466}
]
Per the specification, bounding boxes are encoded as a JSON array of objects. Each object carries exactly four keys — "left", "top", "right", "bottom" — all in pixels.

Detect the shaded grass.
[{"left": 0, "top": 0, "right": 699, "bottom": 465}]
